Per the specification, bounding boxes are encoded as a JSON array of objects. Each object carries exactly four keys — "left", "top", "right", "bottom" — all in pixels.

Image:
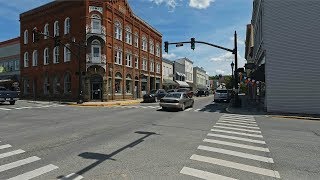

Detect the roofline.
[
  {"left": 133, "top": 13, "right": 162, "bottom": 36},
  {"left": 20, "top": 1, "right": 58, "bottom": 18},
  {"left": 162, "top": 58, "right": 173, "bottom": 64},
  {"left": 176, "top": 57, "right": 193, "bottom": 64},
  {"left": 0, "top": 37, "right": 20, "bottom": 47}
]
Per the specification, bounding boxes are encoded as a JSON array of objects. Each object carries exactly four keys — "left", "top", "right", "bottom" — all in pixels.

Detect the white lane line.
[
  {"left": 0, "top": 156, "right": 41, "bottom": 173},
  {"left": 0, "top": 149, "right": 25, "bottom": 159},
  {"left": 58, "top": 173, "right": 84, "bottom": 180},
  {"left": 180, "top": 167, "right": 237, "bottom": 180},
  {"left": 0, "top": 107, "right": 12, "bottom": 111},
  {"left": 214, "top": 126, "right": 261, "bottom": 133},
  {"left": 216, "top": 123, "right": 260, "bottom": 129},
  {"left": 185, "top": 108, "right": 193, "bottom": 112},
  {"left": 207, "top": 133, "right": 266, "bottom": 144},
  {"left": 194, "top": 109, "right": 201, "bottom": 112},
  {"left": 190, "top": 155, "right": 280, "bottom": 178},
  {"left": 14, "top": 107, "right": 34, "bottom": 110},
  {"left": 222, "top": 114, "right": 253, "bottom": 118},
  {"left": 0, "top": 144, "right": 12, "bottom": 150},
  {"left": 219, "top": 121, "right": 258, "bottom": 126},
  {"left": 219, "top": 119, "right": 256, "bottom": 124},
  {"left": 8, "top": 164, "right": 58, "bottom": 180},
  {"left": 221, "top": 117, "right": 255, "bottom": 121},
  {"left": 211, "top": 129, "right": 263, "bottom": 138},
  {"left": 203, "top": 139, "right": 270, "bottom": 152},
  {"left": 198, "top": 145, "right": 274, "bottom": 163}
]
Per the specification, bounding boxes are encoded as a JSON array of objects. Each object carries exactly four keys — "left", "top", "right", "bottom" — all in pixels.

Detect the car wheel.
[
  {"left": 9, "top": 101, "right": 15, "bottom": 105},
  {"left": 181, "top": 103, "right": 185, "bottom": 111}
]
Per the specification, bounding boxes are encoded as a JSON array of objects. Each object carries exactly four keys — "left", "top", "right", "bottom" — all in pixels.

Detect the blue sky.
[{"left": 0, "top": 0, "right": 252, "bottom": 76}]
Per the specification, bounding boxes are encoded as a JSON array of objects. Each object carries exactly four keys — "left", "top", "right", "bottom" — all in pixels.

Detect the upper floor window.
[
  {"left": 114, "top": 21, "right": 122, "bottom": 41},
  {"left": 142, "top": 58, "right": 148, "bottom": 71},
  {"left": 64, "top": 44, "right": 71, "bottom": 62},
  {"left": 44, "top": 48, "right": 49, "bottom": 65},
  {"left": 134, "top": 56, "right": 139, "bottom": 69},
  {"left": 24, "top": 52, "right": 29, "bottom": 67},
  {"left": 114, "top": 50, "right": 122, "bottom": 65},
  {"left": 24, "top": 30, "right": 28, "bottom": 44},
  {"left": 32, "top": 50, "right": 38, "bottom": 66},
  {"left": 126, "top": 53, "right": 132, "bottom": 67},
  {"left": 32, "top": 27, "right": 37, "bottom": 42},
  {"left": 156, "top": 63, "right": 161, "bottom": 73},
  {"left": 44, "top": 24, "right": 49, "bottom": 39},
  {"left": 53, "top": 46, "right": 59, "bottom": 63},
  {"left": 91, "top": 15, "right": 101, "bottom": 33},
  {"left": 156, "top": 43, "right": 160, "bottom": 57},
  {"left": 54, "top": 21, "right": 59, "bottom": 37},
  {"left": 149, "top": 40, "right": 154, "bottom": 54},
  {"left": 125, "top": 27, "right": 132, "bottom": 45},
  {"left": 134, "top": 32, "right": 139, "bottom": 47},
  {"left": 142, "top": 36, "right": 147, "bottom": 51},
  {"left": 150, "top": 60, "right": 154, "bottom": 72},
  {"left": 64, "top": 17, "right": 70, "bottom": 34}
]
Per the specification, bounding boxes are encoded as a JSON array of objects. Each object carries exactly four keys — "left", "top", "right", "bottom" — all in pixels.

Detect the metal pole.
[
  {"left": 77, "top": 45, "right": 83, "bottom": 104},
  {"left": 234, "top": 31, "right": 240, "bottom": 107}
]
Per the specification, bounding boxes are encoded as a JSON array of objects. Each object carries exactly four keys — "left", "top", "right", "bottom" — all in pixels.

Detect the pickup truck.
[{"left": 0, "top": 86, "right": 19, "bottom": 105}]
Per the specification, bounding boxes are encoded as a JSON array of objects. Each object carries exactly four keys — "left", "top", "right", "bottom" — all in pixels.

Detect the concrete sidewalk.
[{"left": 70, "top": 99, "right": 143, "bottom": 107}]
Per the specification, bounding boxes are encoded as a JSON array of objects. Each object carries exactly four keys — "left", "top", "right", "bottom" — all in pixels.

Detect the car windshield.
[
  {"left": 177, "top": 89, "right": 188, "bottom": 92},
  {"left": 216, "top": 90, "right": 228, "bottom": 93},
  {"left": 150, "top": 90, "right": 157, "bottom": 94},
  {"left": 165, "top": 93, "right": 181, "bottom": 98}
]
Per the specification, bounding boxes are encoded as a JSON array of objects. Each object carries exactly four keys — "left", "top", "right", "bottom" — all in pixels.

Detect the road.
[{"left": 0, "top": 96, "right": 319, "bottom": 180}]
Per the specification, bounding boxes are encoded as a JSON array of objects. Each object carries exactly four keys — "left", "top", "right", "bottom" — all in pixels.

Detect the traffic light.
[
  {"left": 54, "top": 36, "right": 61, "bottom": 47},
  {"left": 191, "top": 38, "right": 195, "bottom": 50},
  {"left": 164, "top": 41, "right": 169, "bottom": 53},
  {"left": 32, "top": 28, "right": 40, "bottom": 43}
]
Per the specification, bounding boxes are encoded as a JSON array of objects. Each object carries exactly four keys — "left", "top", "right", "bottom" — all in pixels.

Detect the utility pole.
[{"left": 234, "top": 31, "right": 240, "bottom": 107}]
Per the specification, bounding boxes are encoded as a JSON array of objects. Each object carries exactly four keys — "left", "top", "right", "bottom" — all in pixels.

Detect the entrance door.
[
  {"left": 91, "top": 75, "right": 103, "bottom": 100},
  {"left": 135, "top": 81, "right": 139, "bottom": 98}
]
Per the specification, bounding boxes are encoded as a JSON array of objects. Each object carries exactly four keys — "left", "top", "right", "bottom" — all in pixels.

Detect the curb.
[
  {"left": 69, "top": 100, "right": 142, "bottom": 107},
  {"left": 271, "top": 115, "right": 320, "bottom": 121}
]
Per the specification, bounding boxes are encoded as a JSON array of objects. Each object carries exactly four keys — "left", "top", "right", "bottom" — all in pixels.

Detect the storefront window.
[
  {"left": 115, "top": 72, "right": 122, "bottom": 94},
  {"left": 126, "top": 74, "right": 132, "bottom": 94}
]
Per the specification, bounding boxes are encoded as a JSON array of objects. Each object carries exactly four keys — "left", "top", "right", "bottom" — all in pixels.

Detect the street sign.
[{"left": 176, "top": 43, "right": 183, "bottom": 47}]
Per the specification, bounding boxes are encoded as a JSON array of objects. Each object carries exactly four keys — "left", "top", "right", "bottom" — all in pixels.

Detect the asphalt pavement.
[{"left": 0, "top": 96, "right": 319, "bottom": 179}]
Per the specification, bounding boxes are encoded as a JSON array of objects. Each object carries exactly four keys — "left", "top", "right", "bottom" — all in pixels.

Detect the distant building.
[
  {"left": 193, "top": 67, "right": 207, "bottom": 90},
  {"left": 162, "top": 58, "right": 177, "bottom": 90},
  {"left": 173, "top": 61, "right": 188, "bottom": 88},
  {"left": 176, "top": 57, "right": 193, "bottom": 89},
  {"left": 0, "top": 37, "right": 20, "bottom": 90}
]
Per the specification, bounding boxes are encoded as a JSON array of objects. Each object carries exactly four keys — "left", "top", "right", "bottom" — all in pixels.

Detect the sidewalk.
[{"left": 70, "top": 99, "right": 143, "bottom": 107}]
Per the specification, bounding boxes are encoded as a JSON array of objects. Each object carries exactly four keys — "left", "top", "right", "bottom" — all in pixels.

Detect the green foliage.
[
  {"left": 240, "top": 83, "right": 248, "bottom": 94},
  {"left": 224, "top": 76, "right": 233, "bottom": 89}
]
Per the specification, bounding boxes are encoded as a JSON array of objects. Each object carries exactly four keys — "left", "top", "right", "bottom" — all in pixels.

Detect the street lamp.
[{"left": 231, "top": 62, "right": 234, "bottom": 79}]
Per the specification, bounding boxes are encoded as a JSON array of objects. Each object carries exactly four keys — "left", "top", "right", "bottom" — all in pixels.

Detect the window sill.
[{"left": 126, "top": 65, "right": 133, "bottom": 68}]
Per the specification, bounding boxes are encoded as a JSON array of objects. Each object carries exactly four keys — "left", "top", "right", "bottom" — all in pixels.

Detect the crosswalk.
[
  {"left": 0, "top": 104, "right": 65, "bottom": 111},
  {"left": 180, "top": 114, "right": 280, "bottom": 180},
  {"left": 106, "top": 105, "right": 223, "bottom": 113},
  {"left": 0, "top": 141, "right": 83, "bottom": 180}
]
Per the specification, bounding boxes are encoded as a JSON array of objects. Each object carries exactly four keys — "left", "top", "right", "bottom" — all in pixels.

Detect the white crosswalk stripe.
[
  {"left": 221, "top": 117, "right": 255, "bottom": 121},
  {"left": 218, "top": 120, "right": 258, "bottom": 126},
  {"left": 0, "top": 149, "right": 25, "bottom": 159},
  {"left": 211, "top": 129, "right": 263, "bottom": 138},
  {"left": 0, "top": 156, "right": 41, "bottom": 173},
  {"left": 58, "top": 173, "right": 84, "bottom": 180},
  {"left": 219, "top": 119, "right": 256, "bottom": 124},
  {"left": 216, "top": 123, "right": 260, "bottom": 129},
  {"left": 214, "top": 125, "right": 262, "bottom": 133},
  {"left": 0, "top": 144, "right": 12, "bottom": 150},
  {"left": 203, "top": 139, "right": 270, "bottom": 152},
  {"left": 0, "top": 104, "right": 64, "bottom": 111},
  {"left": 7, "top": 164, "right": 58, "bottom": 180},
  {"left": 207, "top": 133, "right": 266, "bottom": 144},
  {"left": 180, "top": 167, "right": 237, "bottom": 180},
  {"left": 184, "top": 108, "right": 193, "bottom": 112}
]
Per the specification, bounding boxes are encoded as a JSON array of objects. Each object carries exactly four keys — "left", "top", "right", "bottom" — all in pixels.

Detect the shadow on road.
[{"left": 57, "top": 131, "right": 158, "bottom": 179}]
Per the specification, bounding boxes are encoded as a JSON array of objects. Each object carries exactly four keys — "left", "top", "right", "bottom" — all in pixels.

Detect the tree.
[{"left": 224, "top": 75, "right": 233, "bottom": 89}]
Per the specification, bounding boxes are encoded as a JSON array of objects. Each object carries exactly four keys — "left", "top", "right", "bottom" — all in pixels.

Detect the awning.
[
  {"left": 176, "top": 72, "right": 186, "bottom": 77},
  {"left": 163, "top": 79, "right": 178, "bottom": 86},
  {"left": 175, "top": 80, "right": 189, "bottom": 87}
]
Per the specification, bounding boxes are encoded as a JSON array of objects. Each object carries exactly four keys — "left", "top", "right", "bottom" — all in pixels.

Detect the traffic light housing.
[
  {"left": 54, "top": 36, "right": 61, "bottom": 47},
  {"left": 191, "top": 38, "right": 195, "bottom": 50},
  {"left": 32, "top": 28, "right": 40, "bottom": 43},
  {"left": 164, "top": 41, "right": 169, "bottom": 53}
]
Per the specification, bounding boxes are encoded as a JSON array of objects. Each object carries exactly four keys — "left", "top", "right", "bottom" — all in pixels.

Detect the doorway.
[{"left": 91, "top": 75, "right": 103, "bottom": 100}]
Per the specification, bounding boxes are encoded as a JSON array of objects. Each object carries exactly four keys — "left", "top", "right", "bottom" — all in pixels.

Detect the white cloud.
[
  {"left": 189, "top": 0, "right": 215, "bottom": 9},
  {"left": 210, "top": 52, "right": 234, "bottom": 62},
  {"left": 229, "top": 37, "right": 245, "bottom": 45},
  {"left": 163, "top": 53, "right": 177, "bottom": 59},
  {"left": 150, "top": 0, "right": 182, "bottom": 10},
  {"left": 215, "top": 69, "right": 225, "bottom": 75}
]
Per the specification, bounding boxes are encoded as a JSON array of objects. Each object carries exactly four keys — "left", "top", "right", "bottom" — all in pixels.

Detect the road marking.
[
  {"left": 185, "top": 108, "right": 193, "bottom": 112},
  {"left": 219, "top": 121, "right": 258, "bottom": 126},
  {"left": 198, "top": 145, "right": 273, "bottom": 163},
  {"left": 14, "top": 107, "right": 34, "bottom": 110},
  {"left": 0, "top": 149, "right": 25, "bottom": 159},
  {"left": 0, "top": 144, "right": 12, "bottom": 150},
  {"left": 216, "top": 123, "right": 260, "bottom": 129},
  {"left": 203, "top": 139, "right": 270, "bottom": 152},
  {"left": 214, "top": 126, "right": 261, "bottom": 133},
  {"left": 219, "top": 119, "right": 256, "bottom": 124},
  {"left": 223, "top": 114, "right": 253, "bottom": 118},
  {"left": 190, "top": 154, "right": 280, "bottom": 178},
  {"left": 221, "top": 117, "right": 255, "bottom": 121},
  {"left": 0, "top": 156, "right": 41, "bottom": 173},
  {"left": 195, "top": 109, "right": 201, "bottom": 112},
  {"left": 7, "top": 164, "right": 58, "bottom": 180},
  {"left": 207, "top": 133, "right": 266, "bottom": 144},
  {"left": 0, "top": 107, "right": 11, "bottom": 111},
  {"left": 58, "top": 173, "right": 84, "bottom": 180},
  {"left": 211, "top": 129, "right": 263, "bottom": 138},
  {"left": 180, "top": 167, "right": 237, "bottom": 180}
]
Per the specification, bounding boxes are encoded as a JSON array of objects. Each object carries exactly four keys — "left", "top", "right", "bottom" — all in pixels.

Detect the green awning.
[{"left": 163, "top": 79, "right": 178, "bottom": 86}]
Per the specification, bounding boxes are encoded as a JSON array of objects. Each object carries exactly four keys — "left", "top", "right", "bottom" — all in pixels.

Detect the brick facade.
[{"left": 20, "top": 0, "right": 162, "bottom": 102}]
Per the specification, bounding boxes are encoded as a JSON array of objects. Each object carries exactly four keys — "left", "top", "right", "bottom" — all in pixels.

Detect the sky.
[{"left": 0, "top": 0, "right": 252, "bottom": 76}]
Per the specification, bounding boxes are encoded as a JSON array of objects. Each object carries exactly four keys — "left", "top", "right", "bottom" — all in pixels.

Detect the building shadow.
[
  {"left": 57, "top": 131, "right": 158, "bottom": 179},
  {"left": 200, "top": 101, "right": 228, "bottom": 113}
]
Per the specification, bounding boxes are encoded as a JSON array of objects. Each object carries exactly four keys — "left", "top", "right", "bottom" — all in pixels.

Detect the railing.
[
  {"left": 86, "top": 54, "right": 106, "bottom": 64},
  {"left": 86, "top": 25, "right": 106, "bottom": 36}
]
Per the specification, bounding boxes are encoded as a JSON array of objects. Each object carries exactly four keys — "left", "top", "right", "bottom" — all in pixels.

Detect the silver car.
[
  {"left": 160, "top": 92, "right": 194, "bottom": 111},
  {"left": 214, "top": 89, "right": 230, "bottom": 102}
]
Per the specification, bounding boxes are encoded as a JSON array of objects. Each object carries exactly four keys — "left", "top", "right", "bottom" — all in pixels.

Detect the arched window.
[
  {"left": 64, "top": 17, "right": 70, "bottom": 34},
  {"left": 53, "top": 46, "right": 59, "bottom": 63},
  {"left": 44, "top": 24, "right": 49, "bottom": 39},
  {"left": 64, "top": 73, "right": 71, "bottom": 94},
  {"left": 32, "top": 27, "right": 37, "bottom": 42},
  {"left": 32, "top": 50, "right": 38, "bottom": 66},
  {"left": 54, "top": 21, "right": 59, "bottom": 36},
  {"left": 43, "top": 76, "right": 49, "bottom": 95},
  {"left": 149, "top": 40, "right": 154, "bottom": 54},
  {"left": 125, "top": 26, "right": 132, "bottom": 44},
  {"left": 134, "top": 32, "right": 139, "bottom": 47},
  {"left": 44, "top": 48, "right": 49, "bottom": 65},
  {"left": 24, "top": 30, "right": 28, "bottom": 44},
  {"left": 126, "top": 74, "right": 132, "bottom": 94},
  {"left": 91, "top": 15, "right": 101, "bottom": 33},
  {"left": 24, "top": 52, "right": 29, "bottom": 68},
  {"left": 115, "top": 72, "right": 122, "bottom": 94},
  {"left": 114, "top": 21, "right": 122, "bottom": 40},
  {"left": 91, "top": 40, "right": 101, "bottom": 63},
  {"left": 114, "top": 47, "right": 122, "bottom": 65},
  {"left": 142, "top": 36, "right": 147, "bottom": 51},
  {"left": 64, "top": 44, "right": 71, "bottom": 62},
  {"left": 156, "top": 43, "right": 160, "bottom": 57},
  {"left": 53, "top": 76, "right": 60, "bottom": 94}
]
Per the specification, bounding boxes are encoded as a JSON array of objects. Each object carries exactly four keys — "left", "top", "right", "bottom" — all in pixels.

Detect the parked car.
[
  {"left": 214, "top": 89, "right": 230, "bottom": 102},
  {"left": 166, "top": 89, "right": 177, "bottom": 93},
  {"left": 177, "top": 88, "right": 193, "bottom": 97},
  {"left": 0, "top": 86, "right": 19, "bottom": 105},
  {"left": 195, "top": 88, "right": 209, "bottom": 97},
  {"left": 143, "top": 89, "right": 167, "bottom": 102},
  {"left": 160, "top": 92, "right": 194, "bottom": 111}
]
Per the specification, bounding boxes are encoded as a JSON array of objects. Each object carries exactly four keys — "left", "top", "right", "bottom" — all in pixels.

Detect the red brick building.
[{"left": 20, "top": 0, "right": 162, "bottom": 102}]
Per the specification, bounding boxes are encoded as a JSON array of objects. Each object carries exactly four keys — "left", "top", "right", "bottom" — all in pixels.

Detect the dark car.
[
  {"left": 195, "top": 88, "right": 209, "bottom": 97},
  {"left": 160, "top": 92, "right": 194, "bottom": 111},
  {"left": 177, "top": 88, "right": 193, "bottom": 97},
  {"left": 143, "top": 89, "right": 167, "bottom": 102},
  {"left": 0, "top": 86, "right": 19, "bottom": 105}
]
